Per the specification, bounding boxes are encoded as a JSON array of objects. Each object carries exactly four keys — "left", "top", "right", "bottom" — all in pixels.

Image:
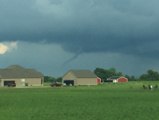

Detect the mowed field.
[{"left": 0, "top": 82, "right": 159, "bottom": 120}]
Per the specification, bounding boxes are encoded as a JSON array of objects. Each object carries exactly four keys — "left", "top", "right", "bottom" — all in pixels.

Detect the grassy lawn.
[{"left": 0, "top": 82, "right": 159, "bottom": 120}]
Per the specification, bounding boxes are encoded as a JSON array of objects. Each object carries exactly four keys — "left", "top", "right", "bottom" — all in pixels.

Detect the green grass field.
[{"left": 0, "top": 82, "right": 159, "bottom": 120}]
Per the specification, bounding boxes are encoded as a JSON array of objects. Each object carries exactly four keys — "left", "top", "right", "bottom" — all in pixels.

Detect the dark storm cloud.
[{"left": 1, "top": 0, "right": 159, "bottom": 57}]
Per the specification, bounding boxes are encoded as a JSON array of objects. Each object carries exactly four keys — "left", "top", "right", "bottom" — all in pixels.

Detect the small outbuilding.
[
  {"left": 0, "top": 65, "right": 44, "bottom": 87},
  {"left": 107, "top": 76, "right": 128, "bottom": 83},
  {"left": 62, "top": 70, "right": 100, "bottom": 86}
]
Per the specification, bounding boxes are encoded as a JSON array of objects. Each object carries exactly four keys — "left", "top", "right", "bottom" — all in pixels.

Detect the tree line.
[
  {"left": 44, "top": 76, "right": 62, "bottom": 83},
  {"left": 94, "top": 68, "right": 159, "bottom": 82},
  {"left": 44, "top": 68, "right": 159, "bottom": 82}
]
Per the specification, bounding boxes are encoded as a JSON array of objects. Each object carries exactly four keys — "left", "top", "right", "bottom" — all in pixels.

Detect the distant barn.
[
  {"left": 0, "top": 65, "right": 44, "bottom": 87},
  {"left": 107, "top": 76, "right": 128, "bottom": 83},
  {"left": 62, "top": 70, "right": 101, "bottom": 86}
]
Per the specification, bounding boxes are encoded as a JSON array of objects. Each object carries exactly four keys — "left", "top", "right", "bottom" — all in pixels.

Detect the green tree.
[
  {"left": 140, "top": 69, "right": 159, "bottom": 81},
  {"left": 56, "top": 77, "right": 62, "bottom": 82},
  {"left": 94, "top": 68, "right": 107, "bottom": 82},
  {"left": 94, "top": 67, "right": 123, "bottom": 82},
  {"left": 125, "top": 75, "right": 137, "bottom": 81},
  {"left": 44, "top": 76, "right": 56, "bottom": 83}
]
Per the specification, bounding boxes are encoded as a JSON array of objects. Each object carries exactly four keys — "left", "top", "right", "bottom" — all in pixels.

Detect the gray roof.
[
  {"left": 68, "top": 70, "right": 97, "bottom": 78},
  {"left": 0, "top": 65, "right": 43, "bottom": 79}
]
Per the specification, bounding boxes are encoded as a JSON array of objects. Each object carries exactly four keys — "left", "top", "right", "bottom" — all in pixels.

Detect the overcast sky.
[{"left": 1, "top": 0, "right": 159, "bottom": 77}]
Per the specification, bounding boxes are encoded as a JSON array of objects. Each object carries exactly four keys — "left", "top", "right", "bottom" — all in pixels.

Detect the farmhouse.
[
  {"left": 107, "top": 76, "right": 128, "bottom": 83},
  {"left": 63, "top": 70, "right": 101, "bottom": 86},
  {"left": 0, "top": 65, "right": 44, "bottom": 87}
]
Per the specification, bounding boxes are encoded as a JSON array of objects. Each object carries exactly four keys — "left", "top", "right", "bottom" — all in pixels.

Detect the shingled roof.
[
  {"left": 68, "top": 70, "right": 97, "bottom": 78},
  {"left": 0, "top": 65, "right": 43, "bottom": 79}
]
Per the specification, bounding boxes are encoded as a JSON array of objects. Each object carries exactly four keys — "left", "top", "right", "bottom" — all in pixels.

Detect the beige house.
[
  {"left": 62, "top": 70, "right": 98, "bottom": 86},
  {"left": 0, "top": 65, "right": 44, "bottom": 87}
]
